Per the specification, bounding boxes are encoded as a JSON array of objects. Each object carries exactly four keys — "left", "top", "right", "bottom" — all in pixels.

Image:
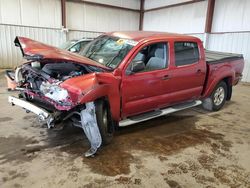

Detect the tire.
[
  {"left": 95, "top": 100, "right": 114, "bottom": 145},
  {"left": 210, "top": 81, "right": 228, "bottom": 111}
]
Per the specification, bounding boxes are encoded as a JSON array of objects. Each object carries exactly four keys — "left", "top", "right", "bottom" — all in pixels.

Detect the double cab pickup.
[{"left": 9, "top": 31, "right": 244, "bottom": 156}]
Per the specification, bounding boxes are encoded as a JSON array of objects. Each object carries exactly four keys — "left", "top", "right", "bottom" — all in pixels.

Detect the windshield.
[
  {"left": 80, "top": 35, "right": 135, "bottom": 69},
  {"left": 59, "top": 40, "right": 77, "bottom": 50}
]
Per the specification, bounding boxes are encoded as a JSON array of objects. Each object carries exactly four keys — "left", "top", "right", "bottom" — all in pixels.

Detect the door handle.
[
  {"left": 162, "top": 75, "right": 171, "bottom": 80},
  {"left": 197, "top": 69, "right": 202, "bottom": 73}
]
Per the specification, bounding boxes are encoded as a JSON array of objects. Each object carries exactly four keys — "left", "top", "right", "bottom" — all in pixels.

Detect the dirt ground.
[{"left": 0, "top": 71, "right": 249, "bottom": 188}]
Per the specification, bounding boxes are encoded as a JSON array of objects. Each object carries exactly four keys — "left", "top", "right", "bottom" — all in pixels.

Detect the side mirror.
[
  {"left": 69, "top": 47, "right": 77, "bottom": 53},
  {"left": 127, "top": 61, "right": 145, "bottom": 75}
]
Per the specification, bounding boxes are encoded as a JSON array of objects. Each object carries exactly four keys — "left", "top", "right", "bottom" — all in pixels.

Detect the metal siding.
[
  {"left": 90, "top": 0, "right": 140, "bottom": 9},
  {"left": 0, "top": 24, "right": 106, "bottom": 68},
  {"left": 143, "top": 1, "right": 208, "bottom": 34},
  {"left": 38, "top": 0, "right": 61, "bottom": 28},
  {"left": 0, "top": 0, "right": 61, "bottom": 28},
  {"left": 207, "top": 33, "right": 250, "bottom": 82},
  {"left": 66, "top": 2, "right": 140, "bottom": 32},
  {"left": 212, "top": 0, "right": 250, "bottom": 32},
  {"left": 68, "top": 30, "right": 103, "bottom": 40},
  {"left": 144, "top": 0, "right": 191, "bottom": 10},
  {"left": 0, "top": 0, "right": 22, "bottom": 25},
  {"left": 0, "top": 24, "right": 66, "bottom": 68},
  {"left": 0, "top": 0, "right": 140, "bottom": 69},
  {"left": 66, "top": 2, "right": 85, "bottom": 30}
]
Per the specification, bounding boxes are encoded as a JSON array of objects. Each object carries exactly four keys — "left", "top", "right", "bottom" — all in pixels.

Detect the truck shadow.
[
  {"left": 54, "top": 113, "right": 227, "bottom": 176},
  {"left": 4, "top": 107, "right": 230, "bottom": 176}
]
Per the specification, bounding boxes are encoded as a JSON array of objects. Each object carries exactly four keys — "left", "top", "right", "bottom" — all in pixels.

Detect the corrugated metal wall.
[
  {"left": 212, "top": 0, "right": 250, "bottom": 33},
  {"left": 144, "top": 0, "right": 191, "bottom": 10},
  {"left": 207, "top": 0, "right": 250, "bottom": 82},
  {"left": 85, "top": 0, "right": 140, "bottom": 9},
  {"left": 67, "top": 30, "right": 103, "bottom": 40},
  {"left": 66, "top": 1, "right": 140, "bottom": 32},
  {"left": 207, "top": 33, "right": 250, "bottom": 82},
  {"left": 0, "top": 0, "right": 63, "bottom": 68},
  {"left": 0, "top": 24, "right": 66, "bottom": 68},
  {"left": 143, "top": 0, "right": 250, "bottom": 82},
  {"left": 0, "top": 0, "right": 62, "bottom": 28},
  {"left": 143, "top": 1, "right": 208, "bottom": 34},
  {"left": 0, "top": 0, "right": 140, "bottom": 68}
]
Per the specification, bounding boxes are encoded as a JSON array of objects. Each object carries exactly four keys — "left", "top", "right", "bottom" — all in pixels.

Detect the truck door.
[
  {"left": 166, "top": 41, "right": 206, "bottom": 104},
  {"left": 121, "top": 42, "right": 170, "bottom": 118}
]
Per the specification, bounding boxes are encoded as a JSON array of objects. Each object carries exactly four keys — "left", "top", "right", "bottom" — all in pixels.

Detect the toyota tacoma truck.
[{"left": 8, "top": 31, "right": 244, "bottom": 157}]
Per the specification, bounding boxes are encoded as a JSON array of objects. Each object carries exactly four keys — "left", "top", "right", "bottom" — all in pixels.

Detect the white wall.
[
  {"left": 88, "top": 0, "right": 140, "bottom": 9},
  {"left": 212, "top": 0, "right": 250, "bottom": 32},
  {"left": 66, "top": 1, "right": 140, "bottom": 33},
  {"left": 143, "top": 0, "right": 250, "bottom": 82},
  {"left": 143, "top": 1, "right": 208, "bottom": 34},
  {"left": 0, "top": 25, "right": 66, "bottom": 68},
  {"left": 144, "top": 0, "right": 191, "bottom": 10},
  {"left": 0, "top": 0, "right": 140, "bottom": 68},
  {"left": 207, "top": 0, "right": 250, "bottom": 82},
  {"left": 0, "top": 0, "right": 64, "bottom": 68},
  {"left": 207, "top": 32, "right": 250, "bottom": 83},
  {"left": 0, "top": 0, "right": 61, "bottom": 28}
]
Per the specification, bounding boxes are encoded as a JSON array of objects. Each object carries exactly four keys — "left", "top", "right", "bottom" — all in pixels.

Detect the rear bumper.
[{"left": 8, "top": 96, "right": 52, "bottom": 123}]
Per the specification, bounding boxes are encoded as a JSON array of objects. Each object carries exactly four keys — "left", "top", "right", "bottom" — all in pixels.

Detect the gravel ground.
[{"left": 0, "top": 70, "right": 249, "bottom": 188}]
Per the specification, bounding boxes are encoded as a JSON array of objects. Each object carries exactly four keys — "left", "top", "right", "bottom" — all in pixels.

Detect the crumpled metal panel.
[{"left": 80, "top": 102, "right": 102, "bottom": 157}]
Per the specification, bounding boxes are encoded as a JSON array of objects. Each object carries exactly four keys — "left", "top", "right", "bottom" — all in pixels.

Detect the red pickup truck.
[{"left": 8, "top": 31, "right": 244, "bottom": 157}]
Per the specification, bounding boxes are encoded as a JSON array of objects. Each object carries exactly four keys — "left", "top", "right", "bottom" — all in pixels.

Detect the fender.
[
  {"left": 202, "top": 64, "right": 235, "bottom": 98},
  {"left": 61, "top": 72, "right": 121, "bottom": 121}
]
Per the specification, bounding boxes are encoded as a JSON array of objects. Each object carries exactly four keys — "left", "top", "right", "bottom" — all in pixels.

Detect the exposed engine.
[
  {"left": 10, "top": 36, "right": 106, "bottom": 158},
  {"left": 15, "top": 61, "right": 90, "bottom": 110},
  {"left": 13, "top": 61, "right": 103, "bottom": 157}
]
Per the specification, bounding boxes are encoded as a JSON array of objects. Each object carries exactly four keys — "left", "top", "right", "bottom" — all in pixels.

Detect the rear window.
[{"left": 174, "top": 42, "right": 199, "bottom": 66}]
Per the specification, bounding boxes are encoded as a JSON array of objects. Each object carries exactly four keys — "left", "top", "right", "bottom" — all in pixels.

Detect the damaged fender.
[{"left": 60, "top": 72, "right": 121, "bottom": 121}]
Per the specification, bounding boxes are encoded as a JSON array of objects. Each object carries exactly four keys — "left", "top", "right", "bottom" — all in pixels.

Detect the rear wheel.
[
  {"left": 95, "top": 100, "right": 114, "bottom": 145},
  {"left": 203, "top": 81, "right": 227, "bottom": 111}
]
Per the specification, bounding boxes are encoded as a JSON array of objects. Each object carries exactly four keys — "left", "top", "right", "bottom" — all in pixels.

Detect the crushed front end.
[{"left": 9, "top": 60, "right": 103, "bottom": 157}]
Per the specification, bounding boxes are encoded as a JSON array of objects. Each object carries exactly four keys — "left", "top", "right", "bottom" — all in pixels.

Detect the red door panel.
[{"left": 121, "top": 70, "right": 168, "bottom": 117}]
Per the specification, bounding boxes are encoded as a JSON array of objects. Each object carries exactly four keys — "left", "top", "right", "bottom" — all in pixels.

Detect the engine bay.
[{"left": 15, "top": 61, "right": 93, "bottom": 111}]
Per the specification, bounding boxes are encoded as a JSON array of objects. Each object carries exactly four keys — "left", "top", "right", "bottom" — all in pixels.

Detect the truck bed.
[{"left": 205, "top": 50, "right": 243, "bottom": 64}]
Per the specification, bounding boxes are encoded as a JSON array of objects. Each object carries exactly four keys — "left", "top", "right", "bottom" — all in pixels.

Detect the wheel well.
[
  {"left": 222, "top": 77, "right": 232, "bottom": 101},
  {"left": 95, "top": 97, "right": 118, "bottom": 128},
  {"left": 95, "top": 96, "right": 109, "bottom": 107}
]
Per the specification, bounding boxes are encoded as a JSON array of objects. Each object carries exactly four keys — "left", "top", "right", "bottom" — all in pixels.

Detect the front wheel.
[
  {"left": 203, "top": 81, "right": 227, "bottom": 111},
  {"left": 95, "top": 100, "right": 114, "bottom": 145}
]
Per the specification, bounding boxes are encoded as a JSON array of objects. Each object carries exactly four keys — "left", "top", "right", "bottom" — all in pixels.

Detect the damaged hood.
[{"left": 14, "top": 36, "right": 109, "bottom": 70}]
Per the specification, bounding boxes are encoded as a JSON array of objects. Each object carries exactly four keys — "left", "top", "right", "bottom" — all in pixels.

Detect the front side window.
[
  {"left": 126, "top": 42, "right": 168, "bottom": 74},
  {"left": 81, "top": 35, "right": 135, "bottom": 69},
  {"left": 174, "top": 42, "right": 199, "bottom": 66}
]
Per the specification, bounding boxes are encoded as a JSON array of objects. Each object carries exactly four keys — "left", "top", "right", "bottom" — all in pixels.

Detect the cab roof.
[{"left": 107, "top": 31, "right": 199, "bottom": 42}]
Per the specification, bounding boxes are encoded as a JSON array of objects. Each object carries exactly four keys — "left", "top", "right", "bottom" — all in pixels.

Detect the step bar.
[{"left": 119, "top": 100, "right": 202, "bottom": 127}]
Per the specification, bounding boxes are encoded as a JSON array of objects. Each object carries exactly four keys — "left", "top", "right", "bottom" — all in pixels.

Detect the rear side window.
[{"left": 174, "top": 42, "right": 199, "bottom": 66}]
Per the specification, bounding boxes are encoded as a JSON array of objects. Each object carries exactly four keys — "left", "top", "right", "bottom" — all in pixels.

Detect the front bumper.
[{"left": 8, "top": 96, "right": 53, "bottom": 127}]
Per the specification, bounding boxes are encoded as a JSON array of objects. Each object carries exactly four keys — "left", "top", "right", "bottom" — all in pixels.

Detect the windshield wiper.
[
  {"left": 85, "top": 39, "right": 108, "bottom": 59},
  {"left": 106, "top": 48, "right": 124, "bottom": 68}
]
